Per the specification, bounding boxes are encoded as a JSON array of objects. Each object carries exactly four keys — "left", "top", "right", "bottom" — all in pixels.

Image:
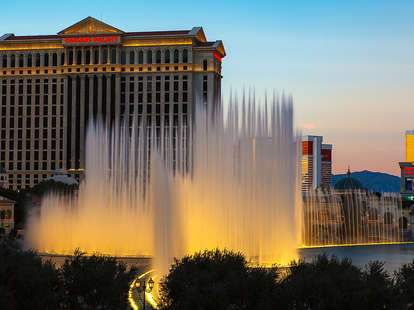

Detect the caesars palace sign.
[{"left": 62, "top": 35, "right": 121, "bottom": 46}]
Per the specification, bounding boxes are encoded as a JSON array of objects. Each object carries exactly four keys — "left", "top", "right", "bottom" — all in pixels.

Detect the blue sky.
[{"left": 2, "top": 0, "right": 413, "bottom": 175}]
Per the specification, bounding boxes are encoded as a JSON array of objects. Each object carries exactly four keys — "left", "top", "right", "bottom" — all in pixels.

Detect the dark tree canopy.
[
  {"left": 159, "top": 249, "right": 280, "bottom": 310},
  {"left": 0, "top": 242, "right": 62, "bottom": 310},
  {"left": 279, "top": 254, "right": 396, "bottom": 310},
  {"left": 60, "top": 249, "right": 137, "bottom": 310}
]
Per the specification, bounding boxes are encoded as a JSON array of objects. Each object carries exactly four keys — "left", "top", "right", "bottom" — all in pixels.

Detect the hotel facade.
[
  {"left": 0, "top": 17, "right": 225, "bottom": 189},
  {"left": 300, "top": 135, "right": 332, "bottom": 192}
]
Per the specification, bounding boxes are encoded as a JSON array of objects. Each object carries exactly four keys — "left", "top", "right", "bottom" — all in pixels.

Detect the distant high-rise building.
[
  {"left": 400, "top": 131, "right": 414, "bottom": 208},
  {"left": 300, "top": 135, "right": 332, "bottom": 192},
  {"left": 406, "top": 130, "right": 414, "bottom": 162}
]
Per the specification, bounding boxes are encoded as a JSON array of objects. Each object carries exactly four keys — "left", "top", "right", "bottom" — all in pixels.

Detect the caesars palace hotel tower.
[{"left": 0, "top": 17, "right": 225, "bottom": 189}]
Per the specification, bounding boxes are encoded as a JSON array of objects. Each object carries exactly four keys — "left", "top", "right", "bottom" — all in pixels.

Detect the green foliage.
[
  {"left": 158, "top": 249, "right": 280, "bottom": 310},
  {"left": 0, "top": 242, "right": 62, "bottom": 310},
  {"left": 160, "top": 251, "right": 401, "bottom": 310},
  {"left": 394, "top": 259, "right": 414, "bottom": 309},
  {"left": 279, "top": 254, "right": 397, "bottom": 310},
  {"left": 360, "top": 261, "right": 395, "bottom": 309},
  {"left": 30, "top": 179, "right": 78, "bottom": 197},
  {"left": 0, "top": 243, "right": 138, "bottom": 310},
  {"left": 60, "top": 249, "right": 137, "bottom": 310}
]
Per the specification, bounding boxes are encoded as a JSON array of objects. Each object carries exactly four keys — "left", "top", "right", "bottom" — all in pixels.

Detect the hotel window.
[
  {"left": 85, "top": 51, "right": 90, "bottom": 65},
  {"left": 50, "top": 53, "right": 56, "bottom": 66},
  {"left": 203, "top": 59, "right": 208, "bottom": 71},
  {"left": 173, "top": 50, "right": 179, "bottom": 63},
  {"left": 165, "top": 50, "right": 170, "bottom": 63},
  {"left": 60, "top": 53, "right": 65, "bottom": 65},
  {"left": 156, "top": 50, "right": 161, "bottom": 64},
  {"left": 2, "top": 55, "right": 7, "bottom": 68},
  {"left": 129, "top": 51, "right": 135, "bottom": 64},
  {"left": 18, "top": 54, "right": 24, "bottom": 67},
  {"left": 94, "top": 49, "right": 99, "bottom": 64},
  {"left": 103, "top": 49, "right": 108, "bottom": 64},
  {"left": 27, "top": 54, "right": 32, "bottom": 67},
  {"left": 121, "top": 51, "right": 126, "bottom": 65},
  {"left": 76, "top": 51, "right": 82, "bottom": 65},
  {"left": 111, "top": 48, "right": 116, "bottom": 64},
  {"left": 44, "top": 54, "right": 49, "bottom": 67},
  {"left": 68, "top": 52, "right": 73, "bottom": 65},
  {"left": 183, "top": 49, "right": 188, "bottom": 63},
  {"left": 147, "top": 50, "right": 152, "bottom": 64},
  {"left": 138, "top": 51, "right": 143, "bottom": 64},
  {"left": 10, "top": 55, "right": 15, "bottom": 67}
]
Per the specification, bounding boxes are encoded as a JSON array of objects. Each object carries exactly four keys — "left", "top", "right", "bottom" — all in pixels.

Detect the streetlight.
[{"left": 135, "top": 278, "right": 155, "bottom": 310}]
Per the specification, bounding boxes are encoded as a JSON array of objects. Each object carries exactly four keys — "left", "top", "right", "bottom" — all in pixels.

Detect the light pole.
[{"left": 135, "top": 277, "right": 155, "bottom": 310}]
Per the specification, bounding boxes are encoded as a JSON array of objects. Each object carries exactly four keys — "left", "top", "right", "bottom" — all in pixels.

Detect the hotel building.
[
  {"left": 399, "top": 130, "right": 414, "bottom": 206},
  {"left": 0, "top": 17, "right": 225, "bottom": 189},
  {"left": 300, "top": 135, "right": 332, "bottom": 192},
  {"left": 406, "top": 130, "right": 414, "bottom": 163}
]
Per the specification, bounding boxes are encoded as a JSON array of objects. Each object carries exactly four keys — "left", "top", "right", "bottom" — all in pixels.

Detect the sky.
[{"left": 2, "top": 0, "right": 413, "bottom": 175}]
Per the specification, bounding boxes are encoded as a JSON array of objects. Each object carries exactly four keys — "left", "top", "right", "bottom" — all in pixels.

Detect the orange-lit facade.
[
  {"left": 406, "top": 130, "right": 414, "bottom": 163},
  {"left": 0, "top": 17, "right": 225, "bottom": 189},
  {"left": 301, "top": 135, "right": 332, "bottom": 192}
]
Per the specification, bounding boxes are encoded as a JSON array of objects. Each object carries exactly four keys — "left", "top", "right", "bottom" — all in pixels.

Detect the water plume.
[{"left": 25, "top": 93, "right": 300, "bottom": 269}]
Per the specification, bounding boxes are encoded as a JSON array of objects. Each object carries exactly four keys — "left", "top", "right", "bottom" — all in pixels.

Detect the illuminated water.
[
  {"left": 302, "top": 191, "right": 405, "bottom": 246},
  {"left": 26, "top": 93, "right": 300, "bottom": 274}
]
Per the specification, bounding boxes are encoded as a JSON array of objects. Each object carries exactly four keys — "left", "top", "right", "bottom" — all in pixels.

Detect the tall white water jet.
[{"left": 25, "top": 93, "right": 300, "bottom": 267}]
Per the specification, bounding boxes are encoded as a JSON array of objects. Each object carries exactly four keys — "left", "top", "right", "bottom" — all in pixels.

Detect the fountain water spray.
[{"left": 26, "top": 93, "right": 300, "bottom": 270}]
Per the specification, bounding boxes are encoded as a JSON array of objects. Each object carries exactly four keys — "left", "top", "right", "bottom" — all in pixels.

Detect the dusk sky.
[{"left": 2, "top": 0, "right": 413, "bottom": 175}]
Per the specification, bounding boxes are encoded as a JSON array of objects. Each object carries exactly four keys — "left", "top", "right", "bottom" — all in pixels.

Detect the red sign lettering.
[
  {"left": 404, "top": 167, "right": 414, "bottom": 175},
  {"left": 63, "top": 36, "right": 120, "bottom": 45}
]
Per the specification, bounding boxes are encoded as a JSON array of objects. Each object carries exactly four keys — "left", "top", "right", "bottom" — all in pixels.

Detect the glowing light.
[
  {"left": 299, "top": 241, "right": 414, "bottom": 249},
  {"left": 128, "top": 270, "right": 158, "bottom": 310},
  {"left": 214, "top": 52, "right": 222, "bottom": 62}
]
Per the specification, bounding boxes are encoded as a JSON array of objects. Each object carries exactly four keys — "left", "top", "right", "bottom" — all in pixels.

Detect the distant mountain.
[{"left": 332, "top": 170, "right": 400, "bottom": 193}]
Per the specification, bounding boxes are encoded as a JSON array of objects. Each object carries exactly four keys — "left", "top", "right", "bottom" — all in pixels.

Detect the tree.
[
  {"left": 0, "top": 241, "right": 62, "bottom": 310},
  {"left": 60, "top": 249, "right": 137, "bottom": 310},
  {"left": 280, "top": 254, "right": 367, "bottom": 310},
  {"left": 158, "top": 249, "right": 281, "bottom": 310},
  {"left": 394, "top": 259, "right": 414, "bottom": 309},
  {"left": 279, "top": 254, "right": 398, "bottom": 310},
  {"left": 360, "top": 261, "right": 395, "bottom": 309},
  {"left": 30, "top": 179, "right": 78, "bottom": 197}
]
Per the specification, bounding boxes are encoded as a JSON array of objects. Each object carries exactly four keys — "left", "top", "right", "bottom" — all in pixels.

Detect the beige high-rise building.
[
  {"left": 0, "top": 17, "right": 225, "bottom": 189},
  {"left": 406, "top": 130, "right": 414, "bottom": 163},
  {"left": 300, "top": 135, "right": 332, "bottom": 192}
]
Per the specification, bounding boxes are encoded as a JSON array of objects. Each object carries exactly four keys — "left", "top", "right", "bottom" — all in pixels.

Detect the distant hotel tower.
[
  {"left": 300, "top": 135, "right": 332, "bottom": 192},
  {"left": 406, "top": 130, "right": 414, "bottom": 163},
  {"left": 0, "top": 17, "right": 225, "bottom": 189},
  {"left": 400, "top": 130, "right": 414, "bottom": 207}
]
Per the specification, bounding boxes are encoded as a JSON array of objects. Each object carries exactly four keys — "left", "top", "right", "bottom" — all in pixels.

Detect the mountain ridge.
[{"left": 332, "top": 170, "right": 400, "bottom": 193}]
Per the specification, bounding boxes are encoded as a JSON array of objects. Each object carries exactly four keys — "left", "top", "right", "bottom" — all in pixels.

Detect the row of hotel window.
[
  {"left": 1, "top": 139, "right": 62, "bottom": 150},
  {"left": 1, "top": 49, "right": 190, "bottom": 68},
  {"left": 2, "top": 75, "right": 189, "bottom": 95},
  {"left": 2, "top": 160, "right": 62, "bottom": 171},
  {"left": 1, "top": 114, "right": 187, "bottom": 134},
  {"left": 1, "top": 103, "right": 187, "bottom": 117}
]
